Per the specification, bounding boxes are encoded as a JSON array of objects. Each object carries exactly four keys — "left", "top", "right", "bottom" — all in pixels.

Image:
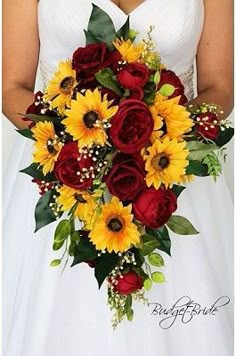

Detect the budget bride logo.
[{"left": 149, "top": 295, "right": 231, "bottom": 329}]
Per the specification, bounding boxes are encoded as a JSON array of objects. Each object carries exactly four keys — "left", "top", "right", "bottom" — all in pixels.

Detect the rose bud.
[
  {"left": 117, "top": 63, "right": 150, "bottom": 90},
  {"left": 129, "top": 87, "right": 144, "bottom": 100},
  {"left": 113, "top": 271, "right": 143, "bottom": 296},
  {"left": 105, "top": 153, "right": 146, "bottom": 201},
  {"left": 54, "top": 141, "right": 94, "bottom": 190},
  {"left": 32, "top": 179, "right": 54, "bottom": 195},
  {"left": 100, "top": 87, "right": 120, "bottom": 106},
  {"left": 157, "top": 69, "right": 187, "bottom": 105},
  {"left": 73, "top": 43, "right": 121, "bottom": 89},
  {"left": 22, "top": 91, "right": 44, "bottom": 128},
  {"left": 110, "top": 99, "right": 154, "bottom": 154},
  {"left": 133, "top": 187, "right": 177, "bottom": 229},
  {"left": 195, "top": 112, "right": 220, "bottom": 140}
]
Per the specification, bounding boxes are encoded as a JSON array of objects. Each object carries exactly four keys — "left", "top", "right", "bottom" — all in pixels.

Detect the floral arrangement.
[{"left": 18, "top": 5, "right": 234, "bottom": 327}]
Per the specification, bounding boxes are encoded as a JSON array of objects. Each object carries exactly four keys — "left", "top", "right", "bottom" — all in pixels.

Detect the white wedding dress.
[{"left": 3, "top": 1, "right": 234, "bottom": 355}]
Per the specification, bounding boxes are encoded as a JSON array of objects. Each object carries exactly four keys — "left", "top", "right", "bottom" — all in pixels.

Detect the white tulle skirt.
[{"left": 3, "top": 136, "right": 234, "bottom": 356}]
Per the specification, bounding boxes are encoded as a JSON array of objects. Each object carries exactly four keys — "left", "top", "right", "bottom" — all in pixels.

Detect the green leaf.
[
  {"left": 186, "top": 141, "right": 218, "bottom": 161},
  {"left": 94, "top": 253, "right": 119, "bottom": 288},
  {"left": 214, "top": 127, "right": 234, "bottom": 147},
  {"left": 20, "top": 163, "right": 56, "bottom": 182},
  {"left": 186, "top": 160, "right": 209, "bottom": 176},
  {"left": 125, "top": 294, "right": 132, "bottom": 312},
  {"left": 146, "top": 226, "right": 171, "bottom": 256},
  {"left": 144, "top": 92, "right": 156, "bottom": 106},
  {"left": 24, "top": 113, "right": 60, "bottom": 124},
  {"left": 159, "top": 84, "right": 175, "bottom": 96},
  {"left": 95, "top": 68, "right": 122, "bottom": 95},
  {"left": 50, "top": 259, "right": 61, "bottom": 267},
  {"left": 148, "top": 253, "right": 164, "bottom": 267},
  {"left": 171, "top": 185, "right": 186, "bottom": 197},
  {"left": 166, "top": 215, "right": 199, "bottom": 235},
  {"left": 144, "top": 278, "right": 153, "bottom": 291},
  {"left": 153, "top": 71, "right": 161, "bottom": 85},
  {"left": 16, "top": 128, "right": 35, "bottom": 140},
  {"left": 151, "top": 271, "right": 165, "bottom": 283},
  {"left": 54, "top": 219, "right": 71, "bottom": 243},
  {"left": 87, "top": 4, "right": 116, "bottom": 49},
  {"left": 84, "top": 29, "right": 102, "bottom": 45},
  {"left": 116, "top": 16, "right": 130, "bottom": 40},
  {"left": 53, "top": 240, "right": 65, "bottom": 251},
  {"left": 71, "top": 234, "right": 97, "bottom": 266},
  {"left": 34, "top": 190, "right": 58, "bottom": 232},
  {"left": 140, "top": 234, "right": 160, "bottom": 256},
  {"left": 126, "top": 308, "right": 134, "bottom": 321}
]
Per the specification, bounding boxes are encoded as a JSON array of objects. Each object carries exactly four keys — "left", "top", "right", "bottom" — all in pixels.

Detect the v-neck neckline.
[{"left": 102, "top": 0, "right": 150, "bottom": 16}]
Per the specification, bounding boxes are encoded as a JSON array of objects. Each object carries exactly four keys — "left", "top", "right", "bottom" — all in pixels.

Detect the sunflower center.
[
  {"left": 83, "top": 111, "right": 99, "bottom": 129},
  {"left": 107, "top": 217, "right": 123, "bottom": 232},
  {"left": 74, "top": 193, "right": 87, "bottom": 203},
  {"left": 47, "top": 139, "right": 57, "bottom": 155},
  {"left": 152, "top": 154, "right": 170, "bottom": 170},
  {"left": 60, "top": 76, "right": 75, "bottom": 94}
]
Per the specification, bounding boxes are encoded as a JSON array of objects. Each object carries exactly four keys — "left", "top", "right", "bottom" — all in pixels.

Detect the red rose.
[
  {"left": 54, "top": 142, "right": 94, "bottom": 189},
  {"left": 133, "top": 187, "right": 177, "bottom": 229},
  {"left": 157, "top": 69, "right": 188, "bottom": 105},
  {"left": 129, "top": 87, "right": 144, "bottom": 100},
  {"left": 73, "top": 43, "right": 120, "bottom": 88},
  {"left": 105, "top": 153, "right": 146, "bottom": 201},
  {"left": 195, "top": 112, "right": 220, "bottom": 140},
  {"left": 113, "top": 271, "right": 143, "bottom": 296},
  {"left": 110, "top": 99, "right": 154, "bottom": 154},
  {"left": 117, "top": 63, "right": 150, "bottom": 89}
]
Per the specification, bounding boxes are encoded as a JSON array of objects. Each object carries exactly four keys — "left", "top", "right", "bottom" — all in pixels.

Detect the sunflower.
[
  {"left": 113, "top": 38, "right": 145, "bottom": 63},
  {"left": 143, "top": 137, "right": 189, "bottom": 189},
  {"left": 150, "top": 93, "right": 193, "bottom": 142},
  {"left": 62, "top": 88, "right": 118, "bottom": 148},
  {"left": 32, "top": 121, "right": 61, "bottom": 175},
  {"left": 43, "top": 60, "right": 77, "bottom": 115},
  {"left": 89, "top": 197, "right": 140, "bottom": 253},
  {"left": 56, "top": 186, "right": 97, "bottom": 223}
]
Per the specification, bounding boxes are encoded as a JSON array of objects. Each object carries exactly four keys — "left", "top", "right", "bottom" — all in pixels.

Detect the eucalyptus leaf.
[
  {"left": 153, "top": 71, "right": 161, "bottom": 85},
  {"left": 144, "top": 278, "right": 153, "bottom": 291},
  {"left": 148, "top": 253, "right": 164, "bottom": 267},
  {"left": 53, "top": 240, "right": 65, "bottom": 251},
  {"left": 50, "top": 259, "right": 61, "bottom": 267},
  {"left": 96, "top": 68, "right": 122, "bottom": 95},
  {"left": 54, "top": 219, "right": 71, "bottom": 243},
  {"left": 34, "top": 190, "right": 59, "bottom": 232},
  {"left": 166, "top": 215, "right": 199, "bottom": 235},
  {"left": 151, "top": 271, "right": 165, "bottom": 283},
  {"left": 186, "top": 141, "right": 218, "bottom": 161},
  {"left": 159, "top": 84, "right": 175, "bottom": 96}
]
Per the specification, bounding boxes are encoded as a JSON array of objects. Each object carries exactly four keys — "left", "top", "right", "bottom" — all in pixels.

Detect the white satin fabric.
[{"left": 3, "top": 1, "right": 234, "bottom": 355}]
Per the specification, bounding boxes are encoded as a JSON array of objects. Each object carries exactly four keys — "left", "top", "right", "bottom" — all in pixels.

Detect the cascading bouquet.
[{"left": 18, "top": 5, "right": 234, "bottom": 327}]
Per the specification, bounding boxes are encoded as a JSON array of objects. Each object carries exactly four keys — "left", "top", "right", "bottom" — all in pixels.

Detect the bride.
[{"left": 2, "top": 0, "right": 233, "bottom": 355}]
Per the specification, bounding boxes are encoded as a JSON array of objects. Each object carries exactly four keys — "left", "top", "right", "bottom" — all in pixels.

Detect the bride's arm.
[
  {"left": 2, "top": 0, "right": 40, "bottom": 129},
  {"left": 189, "top": 0, "right": 233, "bottom": 119}
]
